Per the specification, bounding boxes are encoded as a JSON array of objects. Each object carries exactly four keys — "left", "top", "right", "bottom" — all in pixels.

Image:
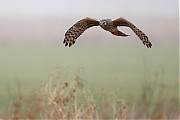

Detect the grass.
[
  {"left": 0, "top": 42, "right": 179, "bottom": 119},
  {"left": 0, "top": 66, "right": 179, "bottom": 119}
]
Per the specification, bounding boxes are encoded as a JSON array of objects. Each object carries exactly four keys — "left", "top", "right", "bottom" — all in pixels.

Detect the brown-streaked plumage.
[{"left": 63, "top": 17, "right": 152, "bottom": 48}]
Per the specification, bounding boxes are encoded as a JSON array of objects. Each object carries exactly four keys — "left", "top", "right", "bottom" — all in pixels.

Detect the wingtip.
[
  {"left": 69, "top": 43, "right": 72, "bottom": 47},
  {"left": 65, "top": 42, "right": 68, "bottom": 47},
  {"left": 146, "top": 43, "right": 152, "bottom": 48},
  {"left": 63, "top": 40, "right": 66, "bottom": 44}
]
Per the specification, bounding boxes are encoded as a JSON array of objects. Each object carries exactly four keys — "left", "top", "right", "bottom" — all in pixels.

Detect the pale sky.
[
  {"left": 0, "top": 0, "right": 179, "bottom": 43},
  {"left": 0, "top": 0, "right": 178, "bottom": 17}
]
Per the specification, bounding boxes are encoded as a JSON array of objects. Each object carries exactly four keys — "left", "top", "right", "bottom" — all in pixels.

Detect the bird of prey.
[{"left": 63, "top": 17, "right": 152, "bottom": 48}]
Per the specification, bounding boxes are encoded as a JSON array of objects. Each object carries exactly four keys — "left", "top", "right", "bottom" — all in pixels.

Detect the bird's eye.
[{"left": 103, "top": 21, "right": 106, "bottom": 25}]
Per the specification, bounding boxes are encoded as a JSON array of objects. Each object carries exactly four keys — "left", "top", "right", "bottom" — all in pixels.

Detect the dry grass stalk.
[{"left": 0, "top": 66, "right": 178, "bottom": 119}]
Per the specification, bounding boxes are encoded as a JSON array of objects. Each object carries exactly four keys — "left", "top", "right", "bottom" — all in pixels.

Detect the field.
[{"left": 0, "top": 42, "right": 179, "bottom": 119}]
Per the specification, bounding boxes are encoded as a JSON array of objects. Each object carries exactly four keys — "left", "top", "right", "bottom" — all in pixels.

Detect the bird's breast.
[{"left": 100, "top": 22, "right": 116, "bottom": 32}]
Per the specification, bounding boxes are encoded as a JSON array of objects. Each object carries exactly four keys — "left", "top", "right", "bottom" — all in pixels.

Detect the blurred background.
[
  {"left": 0, "top": 0, "right": 178, "bottom": 43},
  {"left": 0, "top": 0, "right": 179, "bottom": 113}
]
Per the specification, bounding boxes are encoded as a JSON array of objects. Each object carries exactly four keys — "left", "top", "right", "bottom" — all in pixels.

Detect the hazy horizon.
[{"left": 0, "top": 1, "right": 179, "bottom": 45}]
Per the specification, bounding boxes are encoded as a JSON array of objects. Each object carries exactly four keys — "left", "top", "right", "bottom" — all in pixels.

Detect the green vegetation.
[{"left": 0, "top": 43, "right": 179, "bottom": 119}]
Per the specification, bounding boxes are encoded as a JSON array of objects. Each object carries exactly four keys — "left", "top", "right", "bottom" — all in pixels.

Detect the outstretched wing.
[
  {"left": 113, "top": 17, "right": 152, "bottom": 48},
  {"left": 63, "top": 17, "right": 99, "bottom": 47}
]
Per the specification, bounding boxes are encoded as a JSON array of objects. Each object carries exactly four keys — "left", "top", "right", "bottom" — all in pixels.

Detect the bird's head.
[{"left": 99, "top": 19, "right": 108, "bottom": 27}]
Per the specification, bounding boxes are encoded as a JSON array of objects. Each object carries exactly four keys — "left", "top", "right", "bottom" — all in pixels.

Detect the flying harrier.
[{"left": 63, "top": 17, "right": 152, "bottom": 48}]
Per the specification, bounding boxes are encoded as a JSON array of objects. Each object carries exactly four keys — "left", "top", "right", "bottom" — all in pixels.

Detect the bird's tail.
[{"left": 111, "top": 28, "right": 129, "bottom": 37}]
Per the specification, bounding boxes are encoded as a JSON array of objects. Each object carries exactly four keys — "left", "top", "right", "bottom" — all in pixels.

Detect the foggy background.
[
  {"left": 0, "top": 1, "right": 179, "bottom": 115},
  {"left": 0, "top": 0, "right": 179, "bottom": 45}
]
